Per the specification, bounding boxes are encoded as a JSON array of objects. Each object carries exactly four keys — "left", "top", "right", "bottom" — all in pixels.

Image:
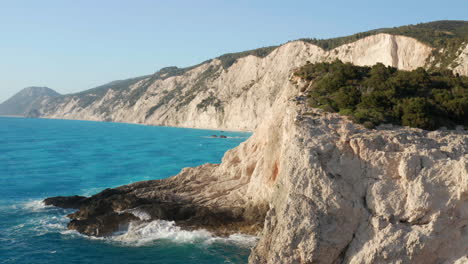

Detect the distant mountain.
[{"left": 0, "top": 87, "right": 60, "bottom": 116}]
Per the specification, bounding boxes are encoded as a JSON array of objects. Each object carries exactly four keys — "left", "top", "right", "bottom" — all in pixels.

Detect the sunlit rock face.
[
  {"left": 42, "top": 33, "right": 467, "bottom": 263},
  {"left": 36, "top": 34, "right": 438, "bottom": 131}
]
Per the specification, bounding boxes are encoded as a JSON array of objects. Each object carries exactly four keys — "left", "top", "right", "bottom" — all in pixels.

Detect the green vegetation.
[
  {"left": 217, "top": 46, "right": 278, "bottom": 69},
  {"left": 197, "top": 93, "right": 223, "bottom": 111},
  {"left": 50, "top": 20, "right": 467, "bottom": 115},
  {"left": 214, "top": 21, "right": 467, "bottom": 71},
  {"left": 301, "top": 21, "right": 468, "bottom": 50},
  {"left": 72, "top": 75, "right": 150, "bottom": 109},
  {"left": 145, "top": 64, "right": 222, "bottom": 118},
  {"left": 66, "top": 64, "right": 206, "bottom": 112},
  {"left": 294, "top": 60, "right": 468, "bottom": 130},
  {"left": 300, "top": 20, "right": 468, "bottom": 70}
]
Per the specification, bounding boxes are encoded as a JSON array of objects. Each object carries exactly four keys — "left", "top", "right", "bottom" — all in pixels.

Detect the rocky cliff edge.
[{"left": 46, "top": 71, "right": 468, "bottom": 263}]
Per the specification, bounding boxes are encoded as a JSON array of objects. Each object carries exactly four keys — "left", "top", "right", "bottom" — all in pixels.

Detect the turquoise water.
[{"left": 0, "top": 117, "right": 252, "bottom": 264}]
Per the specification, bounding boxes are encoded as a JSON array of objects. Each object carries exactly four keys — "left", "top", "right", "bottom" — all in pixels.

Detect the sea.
[{"left": 0, "top": 117, "right": 254, "bottom": 264}]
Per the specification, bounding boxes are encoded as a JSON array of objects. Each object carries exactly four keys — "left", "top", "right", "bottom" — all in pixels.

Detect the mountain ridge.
[
  {"left": 0, "top": 87, "right": 60, "bottom": 116},
  {"left": 33, "top": 32, "right": 461, "bottom": 131},
  {"left": 20, "top": 20, "right": 468, "bottom": 102},
  {"left": 3, "top": 21, "right": 467, "bottom": 127}
]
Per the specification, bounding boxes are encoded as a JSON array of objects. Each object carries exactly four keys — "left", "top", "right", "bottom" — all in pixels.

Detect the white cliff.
[
  {"left": 193, "top": 76, "right": 468, "bottom": 263},
  {"left": 48, "top": 77, "right": 467, "bottom": 263},
  {"left": 40, "top": 31, "right": 468, "bottom": 263},
  {"left": 247, "top": 103, "right": 467, "bottom": 263},
  {"left": 453, "top": 43, "right": 468, "bottom": 76},
  {"left": 38, "top": 33, "right": 437, "bottom": 131}
]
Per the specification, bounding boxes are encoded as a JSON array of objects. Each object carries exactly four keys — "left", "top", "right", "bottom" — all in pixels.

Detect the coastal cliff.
[
  {"left": 35, "top": 33, "right": 443, "bottom": 131},
  {"left": 43, "top": 21, "right": 468, "bottom": 263},
  {"left": 46, "top": 72, "right": 468, "bottom": 263}
]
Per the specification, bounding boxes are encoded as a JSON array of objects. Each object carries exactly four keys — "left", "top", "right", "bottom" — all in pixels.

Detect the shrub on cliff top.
[{"left": 294, "top": 60, "right": 468, "bottom": 130}]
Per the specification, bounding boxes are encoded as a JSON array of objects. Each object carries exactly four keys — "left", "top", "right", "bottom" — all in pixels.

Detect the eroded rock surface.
[
  {"left": 35, "top": 34, "right": 439, "bottom": 131},
  {"left": 43, "top": 33, "right": 467, "bottom": 263},
  {"left": 46, "top": 90, "right": 467, "bottom": 263},
  {"left": 249, "top": 106, "right": 467, "bottom": 264}
]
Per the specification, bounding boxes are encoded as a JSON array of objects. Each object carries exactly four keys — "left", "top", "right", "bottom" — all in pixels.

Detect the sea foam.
[
  {"left": 112, "top": 220, "right": 213, "bottom": 246},
  {"left": 23, "top": 200, "right": 49, "bottom": 211},
  {"left": 112, "top": 220, "right": 258, "bottom": 247}
]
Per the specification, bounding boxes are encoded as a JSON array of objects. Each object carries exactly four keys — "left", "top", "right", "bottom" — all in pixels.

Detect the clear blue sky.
[{"left": 0, "top": 0, "right": 466, "bottom": 102}]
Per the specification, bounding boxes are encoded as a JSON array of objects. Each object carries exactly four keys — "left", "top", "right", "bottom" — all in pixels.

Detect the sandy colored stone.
[{"left": 37, "top": 34, "right": 439, "bottom": 131}]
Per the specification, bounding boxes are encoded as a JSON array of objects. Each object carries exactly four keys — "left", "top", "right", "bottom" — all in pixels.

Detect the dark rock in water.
[
  {"left": 44, "top": 195, "right": 87, "bottom": 209},
  {"left": 211, "top": 135, "right": 218, "bottom": 138},
  {"left": 68, "top": 211, "right": 138, "bottom": 237},
  {"left": 220, "top": 135, "right": 227, "bottom": 138},
  {"left": 44, "top": 165, "right": 268, "bottom": 237}
]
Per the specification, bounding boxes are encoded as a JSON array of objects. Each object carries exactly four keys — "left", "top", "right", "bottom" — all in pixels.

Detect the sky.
[{"left": 0, "top": 0, "right": 466, "bottom": 102}]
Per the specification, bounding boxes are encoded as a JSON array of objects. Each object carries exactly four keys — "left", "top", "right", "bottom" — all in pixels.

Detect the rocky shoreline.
[
  {"left": 44, "top": 98, "right": 468, "bottom": 263},
  {"left": 45, "top": 174, "right": 268, "bottom": 238},
  {"left": 41, "top": 32, "right": 468, "bottom": 262}
]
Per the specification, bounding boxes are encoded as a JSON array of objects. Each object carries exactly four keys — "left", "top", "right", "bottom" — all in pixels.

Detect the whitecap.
[
  {"left": 22, "top": 200, "right": 51, "bottom": 212},
  {"left": 208, "top": 233, "right": 259, "bottom": 247},
  {"left": 111, "top": 220, "right": 213, "bottom": 246},
  {"left": 60, "top": 229, "right": 105, "bottom": 241},
  {"left": 125, "top": 208, "right": 151, "bottom": 221},
  {"left": 57, "top": 217, "right": 258, "bottom": 248}
]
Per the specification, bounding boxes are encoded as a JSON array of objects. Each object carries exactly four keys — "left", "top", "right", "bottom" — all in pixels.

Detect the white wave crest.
[
  {"left": 23, "top": 200, "right": 51, "bottom": 211},
  {"left": 125, "top": 208, "right": 151, "bottom": 221},
  {"left": 209, "top": 233, "right": 259, "bottom": 247},
  {"left": 112, "top": 220, "right": 212, "bottom": 246},
  {"left": 110, "top": 220, "right": 258, "bottom": 247}
]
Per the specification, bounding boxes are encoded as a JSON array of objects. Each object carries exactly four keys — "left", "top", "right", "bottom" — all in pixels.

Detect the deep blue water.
[{"left": 0, "top": 117, "right": 252, "bottom": 264}]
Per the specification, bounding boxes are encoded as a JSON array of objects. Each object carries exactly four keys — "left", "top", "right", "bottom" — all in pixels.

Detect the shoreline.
[
  {"left": 0, "top": 115, "right": 25, "bottom": 118},
  {"left": 2, "top": 116, "right": 254, "bottom": 133}
]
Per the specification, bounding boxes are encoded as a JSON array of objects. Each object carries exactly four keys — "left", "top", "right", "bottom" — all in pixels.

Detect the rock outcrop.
[{"left": 249, "top": 107, "right": 468, "bottom": 264}]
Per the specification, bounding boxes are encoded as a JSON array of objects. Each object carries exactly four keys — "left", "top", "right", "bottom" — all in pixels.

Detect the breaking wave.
[
  {"left": 23, "top": 200, "right": 51, "bottom": 211},
  {"left": 111, "top": 220, "right": 258, "bottom": 247},
  {"left": 18, "top": 200, "right": 257, "bottom": 248}
]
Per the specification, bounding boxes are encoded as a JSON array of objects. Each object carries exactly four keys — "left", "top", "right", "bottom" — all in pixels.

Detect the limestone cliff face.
[
  {"left": 36, "top": 34, "right": 438, "bottom": 131},
  {"left": 37, "top": 31, "right": 468, "bottom": 263},
  {"left": 247, "top": 105, "right": 467, "bottom": 264},
  {"left": 452, "top": 43, "right": 468, "bottom": 76},
  {"left": 45, "top": 66, "right": 467, "bottom": 263},
  {"left": 206, "top": 78, "right": 467, "bottom": 263}
]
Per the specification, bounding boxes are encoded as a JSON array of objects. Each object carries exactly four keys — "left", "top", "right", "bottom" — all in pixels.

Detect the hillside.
[
  {"left": 26, "top": 21, "right": 467, "bottom": 130},
  {"left": 301, "top": 20, "right": 468, "bottom": 69},
  {"left": 0, "top": 87, "right": 60, "bottom": 116},
  {"left": 301, "top": 21, "right": 468, "bottom": 50}
]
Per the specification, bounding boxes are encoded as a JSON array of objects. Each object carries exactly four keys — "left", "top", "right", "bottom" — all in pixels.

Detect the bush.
[
  {"left": 294, "top": 60, "right": 468, "bottom": 130},
  {"left": 363, "top": 121, "right": 376, "bottom": 130}
]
